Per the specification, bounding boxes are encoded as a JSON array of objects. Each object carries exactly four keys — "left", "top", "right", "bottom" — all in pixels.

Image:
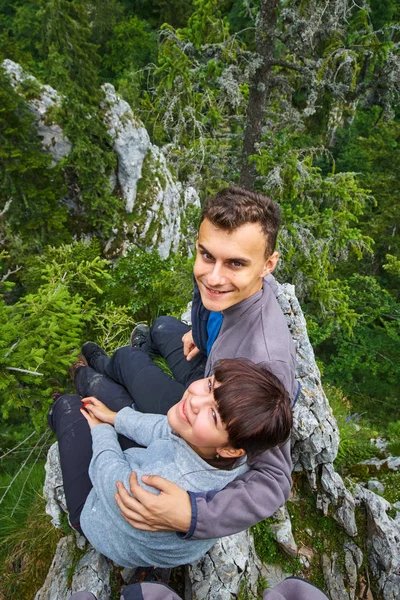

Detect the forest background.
[{"left": 0, "top": 0, "right": 399, "bottom": 598}]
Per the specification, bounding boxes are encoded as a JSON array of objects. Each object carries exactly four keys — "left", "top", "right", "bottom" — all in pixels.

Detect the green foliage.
[
  {"left": 103, "top": 16, "right": 157, "bottom": 80},
  {"left": 125, "top": 0, "right": 195, "bottom": 29},
  {"left": 252, "top": 517, "right": 302, "bottom": 574},
  {"left": 325, "top": 385, "right": 379, "bottom": 471},
  {"left": 387, "top": 421, "right": 400, "bottom": 456},
  {"left": 106, "top": 246, "right": 194, "bottom": 322},
  {"left": 90, "top": 302, "right": 135, "bottom": 354},
  {"left": 335, "top": 110, "right": 400, "bottom": 283},
  {"left": 131, "top": 0, "right": 245, "bottom": 187},
  {"left": 0, "top": 67, "right": 68, "bottom": 246},
  {"left": 21, "top": 239, "right": 110, "bottom": 298},
  {"left": 379, "top": 471, "right": 400, "bottom": 504},
  {"left": 0, "top": 243, "right": 112, "bottom": 429},
  {"left": 253, "top": 134, "right": 373, "bottom": 334},
  {"left": 0, "top": 282, "right": 94, "bottom": 428},
  {"left": 39, "top": 0, "right": 122, "bottom": 237},
  {"left": 383, "top": 254, "right": 400, "bottom": 279},
  {"left": 318, "top": 275, "right": 400, "bottom": 425}
]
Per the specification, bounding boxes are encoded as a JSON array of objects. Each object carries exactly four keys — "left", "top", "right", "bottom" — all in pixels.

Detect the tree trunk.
[{"left": 239, "top": 0, "right": 278, "bottom": 189}]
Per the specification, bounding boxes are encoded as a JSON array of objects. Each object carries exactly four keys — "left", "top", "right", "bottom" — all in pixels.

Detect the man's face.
[{"left": 193, "top": 219, "right": 279, "bottom": 312}]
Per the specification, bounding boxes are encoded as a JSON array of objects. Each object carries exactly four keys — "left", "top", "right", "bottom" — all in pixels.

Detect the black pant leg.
[
  {"left": 49, "top": 394, "right": 93, "bottom": 529},
  {"left": 146, "top": 316, "right": 207, "bottom": 387},
  {"left": 73, "top": 367, "right": 142, "bottom": 450},
  {"left": 75, "top": 366, "right": 134, "bottom": 411},
  {"left": 96, "top": 346, "right": 187, "bottom": 415}
]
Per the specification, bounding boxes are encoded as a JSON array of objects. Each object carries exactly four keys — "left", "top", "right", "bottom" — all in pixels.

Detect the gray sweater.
[
  {"left": 189, "top": 275, "right": 296, "bottom": 539},
  {"left": 80, "top": 407, "right": 248, "bottom": 568}
]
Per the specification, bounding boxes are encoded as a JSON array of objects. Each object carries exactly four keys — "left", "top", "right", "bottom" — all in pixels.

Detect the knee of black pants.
[
  {"left": 49, "top": 394, "right": 83, "bottom": 436},
  {"left": 150, "top": 316, "right": 188, "bottom": 345}
]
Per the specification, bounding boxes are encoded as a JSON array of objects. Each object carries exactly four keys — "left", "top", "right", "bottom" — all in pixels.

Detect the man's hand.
[
  {"left": 81, "top": 396, "right": 116, "bottom": 425},
  {"left": 181, "top": 330, "right": 200, "bottom": 361},
  {"left": 114, "top": 472, "right": 192, "bottom": 533}
]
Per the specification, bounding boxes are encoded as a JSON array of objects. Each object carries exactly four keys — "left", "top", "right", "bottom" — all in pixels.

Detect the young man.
[{"left": 77, "top": 187, "right": 297, "bottom": 538}]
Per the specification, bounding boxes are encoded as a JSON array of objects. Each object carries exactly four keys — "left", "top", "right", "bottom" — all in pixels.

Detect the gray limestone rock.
[
  {"left": 322, "top": 553, "right": 350, "bottom": 600},
  {"left": 101, "top": 83, "right": 150, "bottom": 214},
  {"left": 360, "top": 456, "right": 400, "bottom": 473},
  {"left": 101, "top": 83, "right": 200, "bottom": 258},
  {"left": 2, "top": 59, "right": 71, "bottom": 164},
  {"left": 354, "top": 485, "right": 400, "bottom": 600},
  {"left": 320, "top": 464, "right": 357, "bottom": 537},
  {"left": 187, "top": 530, "right": 263, "bottom": 600},
  {"left": 368, "top": 479, "right": 385, "bottom": 494},
  {"left": 276, "top": 284, "right": 340, "bottom": 473},
  {"left": 268, "top": 506, "right": 298, "bottom": 557},
  {"left": 34, "top": 536, "right": 111, "bottom": 600},
  {"left": 44, "top": 442, "right": 67, "bottom": 528}
]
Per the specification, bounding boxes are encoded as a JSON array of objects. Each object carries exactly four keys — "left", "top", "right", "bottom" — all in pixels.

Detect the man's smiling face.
[{"left": 193, "top": 219, "right": 279, "bottom": 312}]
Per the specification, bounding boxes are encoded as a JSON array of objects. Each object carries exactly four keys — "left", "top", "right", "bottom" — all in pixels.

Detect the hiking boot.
[
  {"left": 81, "top": 342, "right": 108, "bottom": 369},
  {"left": 130, "top": 323, "right": 149, "bottom": 347},
  {"left": 68, "top": 356, "right": 87, "bottom": 386}
]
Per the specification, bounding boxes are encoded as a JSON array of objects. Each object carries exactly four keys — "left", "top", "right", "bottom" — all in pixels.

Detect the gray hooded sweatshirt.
[{"left": 80, "top": 407, "right": 248, "bottom": 568}]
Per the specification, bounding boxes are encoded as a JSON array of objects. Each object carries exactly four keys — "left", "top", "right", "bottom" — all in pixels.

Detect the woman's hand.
[
  {"left": 80, "top": 406, "right": 103, "bottom": 429},
  {"left": 81, "top": 396, "right": 116, "bottom": 425}
]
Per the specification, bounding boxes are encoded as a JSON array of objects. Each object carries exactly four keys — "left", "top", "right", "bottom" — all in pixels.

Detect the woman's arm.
[{"left": 114, "top": 407, "right": 170, "bottom": 446}]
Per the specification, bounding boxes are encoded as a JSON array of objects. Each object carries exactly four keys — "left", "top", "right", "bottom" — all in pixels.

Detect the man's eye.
[
  {"left": 231, "top": 261, "right": 244, "bottom": 268},
  {"left": 208, "top": 378, "right": 212, "bottom": 392},
  {"left": 201, "top": 251, "right": 214, "bottom": 261}
]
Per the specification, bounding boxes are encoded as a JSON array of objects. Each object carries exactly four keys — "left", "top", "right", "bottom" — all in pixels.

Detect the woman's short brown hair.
[{"left": 213, "top": 358, "right": 292, "bottom": 460}]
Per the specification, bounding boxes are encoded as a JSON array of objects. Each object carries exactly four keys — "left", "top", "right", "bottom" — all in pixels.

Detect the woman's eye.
[
  {"left": 208, "top": 378, "right": 212, "bottom": 392},
  {"left": 211, "top": 409, "right": 217, "bottom": 425}
]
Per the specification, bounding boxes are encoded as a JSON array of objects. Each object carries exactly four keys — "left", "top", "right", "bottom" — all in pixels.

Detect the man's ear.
[
  {"left": 261, "top": 251, "right": 279, "bottom": 277},
  {"left": 217, "top": 446, "right": 246, "bottom": 459}
]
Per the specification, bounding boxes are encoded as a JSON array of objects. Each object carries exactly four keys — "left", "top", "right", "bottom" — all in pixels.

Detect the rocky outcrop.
[
  {"left": 1, "top": 59, "right": 200, "bottom": 259},
  {"left": 3, "top": 59, "right": 71, "bottom": 164},
  {"left": 354, "top": 485, "right": 400, "bottom": 599},
  {"left": 34, "top": 536, "right": 111, "bottom": 600},
  {"left": 276, "top": 284, "right": 339, "bottom": 473},
  {"left": 101, "top": 83, "right": 200, "bottom": 258},
  {"left": 38, "top": 284, "right": 400, "bottom": 599}
]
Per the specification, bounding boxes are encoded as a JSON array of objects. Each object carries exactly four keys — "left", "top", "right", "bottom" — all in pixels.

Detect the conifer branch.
[
  {"left": 1, "top": 265, "right": 22, "bottom": 283},
  {"left": 5, "top": 367, "right": 44, "bottom": 376}
]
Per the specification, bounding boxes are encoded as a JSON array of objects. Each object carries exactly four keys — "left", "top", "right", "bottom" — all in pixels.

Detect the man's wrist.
[{"left": 176, "top": 491, "right": 197, "bottom": 539}]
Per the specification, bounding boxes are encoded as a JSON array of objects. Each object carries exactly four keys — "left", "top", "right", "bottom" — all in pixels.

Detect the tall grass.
[{"left": 0, "top": 437, "right": 62, "bottom": 600}]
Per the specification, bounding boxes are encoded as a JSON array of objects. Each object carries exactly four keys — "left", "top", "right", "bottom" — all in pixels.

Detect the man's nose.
[{"left": 206, "top": 263, "right": 225, "bottom": 287}]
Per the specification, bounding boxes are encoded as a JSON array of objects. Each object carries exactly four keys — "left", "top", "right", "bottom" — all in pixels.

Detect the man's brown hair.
[
  {"left": 200, "top": 187, "right": 281, "bottom": 256},
  {"left": 214, "top": 358, "right": 293, "bottom": 460}
]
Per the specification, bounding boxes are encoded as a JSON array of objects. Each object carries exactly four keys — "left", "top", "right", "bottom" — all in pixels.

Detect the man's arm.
[
  {"left": 185, "top": 441, "right": 292, "bottom": 539},
  {"left": 115, "top": 440, "right": 292, "bottom": 539}
]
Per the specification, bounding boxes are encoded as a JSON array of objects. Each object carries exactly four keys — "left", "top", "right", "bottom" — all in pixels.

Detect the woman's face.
[{"left": 167, "top": 376, "right": 232, "bottom": 459}]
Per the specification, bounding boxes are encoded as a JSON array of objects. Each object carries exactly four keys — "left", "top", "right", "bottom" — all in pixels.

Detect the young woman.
[{"left": 49, "top": 359, "right": 292, "bottom": 569}]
